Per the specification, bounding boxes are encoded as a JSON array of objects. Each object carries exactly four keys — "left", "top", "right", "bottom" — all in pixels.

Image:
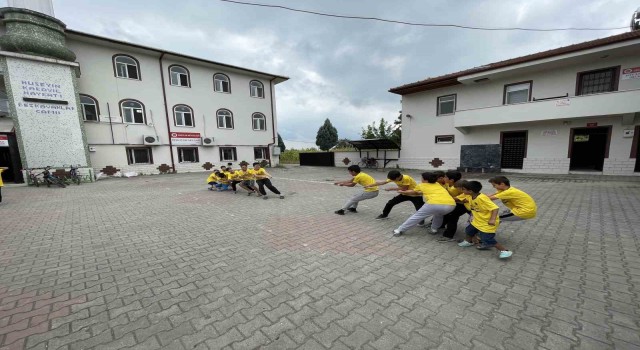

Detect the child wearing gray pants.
[{"left": 334, "top": 165, "right": 379, "bottom": 215}]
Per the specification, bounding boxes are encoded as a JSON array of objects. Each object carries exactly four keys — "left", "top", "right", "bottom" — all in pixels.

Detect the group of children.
[
  {"left": 334, "top": 165, "right": 537, "bottom": 259},
  {"left": 206, "top": 162, "right": 284, "bottom": 199}
]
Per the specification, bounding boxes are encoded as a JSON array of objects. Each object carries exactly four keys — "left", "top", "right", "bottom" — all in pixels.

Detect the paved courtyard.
[{"left": 1, "top": 166, "right": 640, "bottom": 350}]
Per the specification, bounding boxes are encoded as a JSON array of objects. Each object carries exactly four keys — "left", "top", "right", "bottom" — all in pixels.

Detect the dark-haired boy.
[
  {"left": 488, "top": 176, "right": 537, "bottom": 221},
  {"left": 253, "top": 162, "right": 284, "bottom": 199},
  {"left": 366, "top": 170, "right": 423, "bottom": 220},
  {"left": 457, "top": 181, "right": 512, "bottom": 259},
  {"left": 334, "top": 165, "right": 379, "bottom": 215},
  {"left": 392, "top": 172, "right": 455, "bottom": 236},
  {"left": 438, "top": 170, "right": 470, "bottom": 242}
]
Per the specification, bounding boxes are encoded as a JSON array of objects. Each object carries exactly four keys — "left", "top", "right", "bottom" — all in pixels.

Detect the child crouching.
[{"left": 457, "top": 181, "right": 512, "bottom": 259}]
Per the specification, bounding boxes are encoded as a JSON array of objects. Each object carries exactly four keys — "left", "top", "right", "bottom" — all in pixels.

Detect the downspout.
[
  {"left": 159, "top": 52, "right": 176, "bottom": 172},
  {"left": 268, "top": 77, "right": 277, "bottom": 166},
  {"left": 106, "top": 102, "right": 115, "bottom": 144}
]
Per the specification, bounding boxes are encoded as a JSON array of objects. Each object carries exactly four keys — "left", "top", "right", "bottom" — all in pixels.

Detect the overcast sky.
[{"left": 50, "top": 0, "right": 637, "bottom": 149}]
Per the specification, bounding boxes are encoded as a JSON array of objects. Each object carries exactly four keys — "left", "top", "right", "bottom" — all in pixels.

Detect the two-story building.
[
  {"left": 390, "top": 28, "right": 640, "bottom": 176},
  {"left": 0, "top": 3, "right": 288, "bottom": 184}
]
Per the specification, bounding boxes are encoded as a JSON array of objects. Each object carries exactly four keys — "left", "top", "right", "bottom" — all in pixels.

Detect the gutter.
[
  {"left": 159, "top": 52, "right": 176, "bottom": 172},
  {"left": 267, "top": 77, "right": 277, "bottom": 166}
]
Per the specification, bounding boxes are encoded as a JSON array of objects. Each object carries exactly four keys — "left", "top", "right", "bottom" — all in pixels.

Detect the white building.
[
  {"left": 0, "top": 3, "right": 288, "bottom": 184},
  {"left": 390, "top": 28, "right": 640, "bottom": 175}
]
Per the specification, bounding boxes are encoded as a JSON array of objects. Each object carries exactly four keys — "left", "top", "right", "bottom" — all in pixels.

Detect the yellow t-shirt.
[
  {"left": 235, "top": 169, "right": 254, "bottom": 180},
  {"left": 0, "top": 168, "right": 4, "bottom": 187},
  {"left": 217, "top": 173, "right": 229, "bottom": 184},
  {"left": 206, "top": 173, "right": 217, "bottom": 183},
  {"left": 495, "top": 186, "right": 537, "bottom": 219},
  {"left": 386, "top": 175, "right": 419, "bottom": 196},
  {"left": 446, "top": 183, "right": 462, "bottom": 197},
  {"left": 414, "top": 183, "right": 455, "bottom": 205},
  {"left": 253, "top": 168, "right": 267, "bottom": 178},
  {"left": 459, "top": 193, "right": 500, "bottom": 233},
  {"left": 353, "top": 172, "right": 378, "bottom": 192}
]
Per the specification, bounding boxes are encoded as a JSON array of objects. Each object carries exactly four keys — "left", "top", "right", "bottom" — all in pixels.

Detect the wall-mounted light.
[{"left": 406, "top": 114, "right": 413, "bottom": 118}]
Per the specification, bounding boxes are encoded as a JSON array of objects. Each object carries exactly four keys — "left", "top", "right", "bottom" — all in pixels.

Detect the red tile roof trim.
[{"left": 389, "top": 30, "right": 640, "bottom": 95}]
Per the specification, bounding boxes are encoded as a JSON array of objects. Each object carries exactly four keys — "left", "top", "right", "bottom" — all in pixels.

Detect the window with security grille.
[
  {"left": 501, "top": 131, "right": 527, "bottom": 169},
  {"left": 577, "top": 67, "right": 619, "bottom": 95}
]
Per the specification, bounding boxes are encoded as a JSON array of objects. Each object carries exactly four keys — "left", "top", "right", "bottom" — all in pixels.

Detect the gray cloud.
[{"left": 54, "top": 0, "right": 636, "bottom": 148}]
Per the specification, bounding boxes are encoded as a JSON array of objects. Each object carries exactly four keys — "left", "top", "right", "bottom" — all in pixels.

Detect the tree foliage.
[
  {"left": 277, "top": 133, "right": 286, "bottom": 152},
  {"left": 361, "top": 114, "right": 402, "bottom": 146},
  {"left": 315, "top": 118, "right": 339, "bottom": 151}
]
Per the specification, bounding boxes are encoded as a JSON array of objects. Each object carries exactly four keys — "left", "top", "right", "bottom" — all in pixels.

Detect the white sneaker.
[
  {"left": 392, "top": 229, "right": 403, "bottom": 237},
  {"left": 458, "top": 241, "right": 473, "bottom": 247},
  {"left": 429, "top": 228, "right": 438, "bottom": 235}
]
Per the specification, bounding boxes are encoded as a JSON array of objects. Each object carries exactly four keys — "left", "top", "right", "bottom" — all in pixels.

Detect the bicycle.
[
  {"left": 64, "top": 164, "right": 82, "bottom": 185},
  {"left": 25, "top": 168, "right": 42, "bottom": 187},
  {"left": 41, "top": 166, "right": 66, "bottom": 188},
  {"left": 358, "top": 157, "right": 378, "bottom": 169}
]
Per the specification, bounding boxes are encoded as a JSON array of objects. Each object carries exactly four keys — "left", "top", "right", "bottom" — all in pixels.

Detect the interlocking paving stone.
[{"left": 1, "top": 167, "right": 640, "bottom": 349}]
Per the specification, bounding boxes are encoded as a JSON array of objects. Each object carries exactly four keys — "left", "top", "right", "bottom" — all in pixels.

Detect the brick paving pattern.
[{"left": 0, "top": 166, "right": 639, "bottom": 349}]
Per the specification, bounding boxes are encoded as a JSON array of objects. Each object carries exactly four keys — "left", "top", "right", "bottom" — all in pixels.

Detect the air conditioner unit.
[
  {"left": 202, "top": 137, "right": 215, "bottom": 146},
  {"left": 143, "top": 135, "right": 160, "bottom": 145},
  {"left": 272, "top": 146, "right": 281, "bottom": 155}
]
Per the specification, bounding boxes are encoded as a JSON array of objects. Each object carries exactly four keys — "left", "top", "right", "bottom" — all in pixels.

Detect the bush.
[{"left": 279, "top": 148, "right": 319, "bottom": 164}]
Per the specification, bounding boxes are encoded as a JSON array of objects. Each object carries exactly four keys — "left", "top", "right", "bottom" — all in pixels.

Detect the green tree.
[
  {"left": 361, "top": 116, "right": 402, "bottom": 146},
  {"left": 277, "top": 133, "right": 286, "bottom": 152},
  {"left": 315, "top": 118, "right": 339, "bottom": 151}
]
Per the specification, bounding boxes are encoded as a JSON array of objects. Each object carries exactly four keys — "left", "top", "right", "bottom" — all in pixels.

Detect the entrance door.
[
  {"left": 569, "top": 126, "right": 610, "bottom": 171},
  {"left": 501, "top": 131, "right": 527, "bottom": 169},
  {"left": 0, "top": 133, "right": 23, "bottom": 183}
]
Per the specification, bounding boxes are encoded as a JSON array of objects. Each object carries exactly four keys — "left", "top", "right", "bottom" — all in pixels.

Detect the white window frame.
[
  {"left": 214, "top": 73, "right": 231, "bottom": 93},
  {"left": 250, "top": 80, "right": 264, "bottom": 98},
  {"left": 220, "top": 147, "right": 237, "bottom": 161},
  {"left": 435, "top": 135, "right": 455, "bottom": 144},
  {"left": 126, "top": 147, "right": 152, "bottom": 164},
  {"left": 169, "top": 65, "right": 190, "bottom": 87},
  {"left": 178, "top": 147, "right": 199, "bottom": 163},
  {"left": 80, "top": 95, "right": 99, "bottom": 121},
  {"left": 437, "top": 94, "right": 456, "bottom": 116},
  {"left": 174, "top": 105, "right": 194, "bottom": 127},
  {"left": 504, "top": 82, "right": 532, "bottom": 105},
  {"left": 114, "top": 55, "right": 140, "bottom": 80},
  {"left": 254, "top": 147, "right": 268, "bottom": 160},
  {"left": 121, "top": 100, "right": 145, "bottom": 124},
  {"left": 217, "top": 109, "right": 234, "bottom": 129},
  {"left": 252, "top": 113, "right": 266, "bottom": 131}
]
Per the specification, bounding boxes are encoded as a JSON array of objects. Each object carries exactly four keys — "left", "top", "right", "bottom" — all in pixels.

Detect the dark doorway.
[
  {"left": 569, "top": 126, "right": 610, "bottom": 171},
  {"left": 635, "top": 126, "right": 640, "bottom": 172},
  {"left": 501, "top": 131, "right": 528, "bottom": 169},
  {"left": 299, "top": 152, "right": 335, "bottom": 166},
  {"left": 0, "top": 133, "right": 24, "bottom": 183}
]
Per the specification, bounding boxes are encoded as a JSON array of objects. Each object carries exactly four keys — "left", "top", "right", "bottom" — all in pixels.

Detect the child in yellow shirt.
[
  {"left": 334, "top": 165, "right": 379, "bottom": 215},
  {"left": 457, "top": 181, "right": 512, "bottom": 259},
  {"left": 253, "top": 162, "right": 284, "bottom": 199},
  {"left": 488, "top": 176, "right": 537, "bottom": 221},
  {"left": 0, "top": 167, "right": 6, "bottom": 203}
]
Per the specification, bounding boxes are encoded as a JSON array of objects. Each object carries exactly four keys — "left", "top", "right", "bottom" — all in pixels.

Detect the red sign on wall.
[
  {"left": 170, "top": 132, "right": 201, "bottom": 145},
  {"left": 586, "top": 122, "right": 598, "bottom": 128},
  {"left": 0, "top": 135, "right": 8, "bottom": 147}
]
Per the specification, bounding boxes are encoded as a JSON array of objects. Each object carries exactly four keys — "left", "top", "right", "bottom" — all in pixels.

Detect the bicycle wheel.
[
  {"left": 31, "top": 176, "right": 40, "bottom": 187},
  {"left": 74, "top": 176, "right": 81, "bottom": 185},
  {"left": 54, "top": 178, "right": 66, "bottom": 188},
  {"left": 358, "top": 161, "right": 366, "bottom": 167}
]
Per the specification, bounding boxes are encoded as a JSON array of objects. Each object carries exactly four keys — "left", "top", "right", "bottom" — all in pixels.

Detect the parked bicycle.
[
  {"left": 41, "top": 166, "right": 66, "bottom": 188},
  {"left": 25, "top": 168, "right": 42, "bottom": 187},
  {"left": 358, "top": 157, "right": 378, "bottom": 169},
  {"left": 64, "top": 164, "right": 82, "bottom": 185}
]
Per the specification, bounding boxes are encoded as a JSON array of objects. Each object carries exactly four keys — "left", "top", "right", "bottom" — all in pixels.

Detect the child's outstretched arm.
[
  {"left": 488, "top": 208, "right": 498, "bottom": 226},
  {"left": 398, "top": 189, "right": 420, "bottom": 196}
]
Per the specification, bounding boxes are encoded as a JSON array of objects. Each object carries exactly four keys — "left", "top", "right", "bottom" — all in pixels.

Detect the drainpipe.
[
  {"left": 268, "top": 77, "right": 277, "bottom": 166},
  {"left": 106, "top": 102, "right": 115, "bottom": 144},
  {"left": 159, "top": 52, "right": 176, "bottom": 172}
]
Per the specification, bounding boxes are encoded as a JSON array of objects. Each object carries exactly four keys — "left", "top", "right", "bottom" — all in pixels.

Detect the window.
[
  {"left": 435, "top": 135, "right": 455, "bottom": 144},
  {"left": 80, "top": 95, "right": 99, "bottom": 121},
  {"left": 169, "top": 65, "right": 190, "bottom": 87},
  {"left": 504, "top": 81, "right": 532, "bottom": 104},
  {"left": 437, "top": 94, "right": 456, "bottom": 116},
  {"left": 577, "top": 67, "right": 619, "bottom": 95},
  {"left": 114, "top": 55, "right": 140, "bottom": 80},
  {"left": 254, "top": 147, "right": 268, "bottom": 159},
  {"left": 252, "top": 113, "right": 266, "bottom": 131},
  {"left": 213, "top": 73, "right": 231, "bottom": 93},
  {"left": 126, "top": 147, "right": 153, "bottom": 164},
  {"left": 173, "top": 105, "right": 194, "bottom": 127},
  {"left": 178, "top": 147, "right": 199, "bottom": 163},
  {"left": 250, "top": 80, "right": 264, "bottom": 98},
  {"left": 217, "top": 109, "right": 234, "bottom": 129},
  {"left": 220, "top": 147, "right": 237, "bottom": 161},
  {"left": 120, "top": 100, "right": 146, "bottom": 124}
]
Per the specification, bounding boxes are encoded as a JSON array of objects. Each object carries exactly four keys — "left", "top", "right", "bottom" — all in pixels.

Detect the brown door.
[
  {"left": 569, "top": 127, "right": 610, "bottom": 171},
  {"left": 501, "top": 131, "right": 528, "bottom": 169}
]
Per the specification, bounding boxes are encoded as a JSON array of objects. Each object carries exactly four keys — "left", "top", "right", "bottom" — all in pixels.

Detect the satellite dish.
[{"left": 632, "top": 7, "right": 640, "bottom": 31}]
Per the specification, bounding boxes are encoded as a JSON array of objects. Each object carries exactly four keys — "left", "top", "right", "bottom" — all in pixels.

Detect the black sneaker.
[
  {"left": 334, "top": 209, "right": 345, "bottom": 215},
  {"left": 348, "top": 208, "right": 358, "bottom": 213},
  {"left": 375, "top": 214, "right": 388, "bottom": 220},
  {"left": 279, "top": 195, "right": 285, "bottom": 199},
  {"left": 262, "top": 196, "right": 268, "bottom": 200}
]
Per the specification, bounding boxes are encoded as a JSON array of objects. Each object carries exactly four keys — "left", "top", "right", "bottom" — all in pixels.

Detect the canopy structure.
[{"left": 347, "top": 138, "right": 401, "bottom": 168}]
